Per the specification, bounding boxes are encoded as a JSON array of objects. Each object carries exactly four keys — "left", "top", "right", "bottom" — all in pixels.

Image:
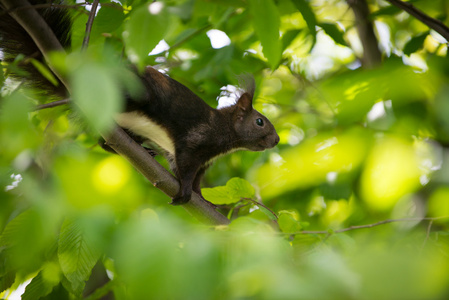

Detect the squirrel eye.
[{"left": 256, "top": 118, "right": 264, "bottom": 127}]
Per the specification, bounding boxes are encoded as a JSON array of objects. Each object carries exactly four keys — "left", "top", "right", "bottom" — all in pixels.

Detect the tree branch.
[
  {"left": 0, "top": 2, "right": 86, "bottom": 17},
  {"left": 346, "top": 0, "right": 382, "bottom": 68},
  {"left": 104, "top": 127, "right": 230, "bottom": 225},
  {"left": 3, "top": 0, "right": 230, "bottom": 226},
  {"left": 385, "top": 0, "right": 449, "bottom": 42},
  {"left": 0, "top": 0, "right": 69, "bottom": 89}
]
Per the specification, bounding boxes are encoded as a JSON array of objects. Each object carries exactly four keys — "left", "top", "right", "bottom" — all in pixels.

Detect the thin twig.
[
  {"left": 34, "top": 98, "right": 70, "bottom": 110},
  {"left": 242, "top": 197, "right": 278, "bottom": 220},
  {"left": 421, "top": 219, "right": 434, "bottom": 251},
  {"left": 82, "top": 0, "right": 100, "bottom": 50},
  {"left": 385, "top": 0, "right": 449, "bottom": 42},
  {"left": 286, "top": 215, "right": 449, "bottom": 235},
  {"left": 161, "top": 24, "right": 212, "bottom": 55}
]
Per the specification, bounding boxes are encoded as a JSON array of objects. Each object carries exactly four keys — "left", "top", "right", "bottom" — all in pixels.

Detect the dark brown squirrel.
[{"left": 0, "top": 0, "right": 280, "bottom": 205}]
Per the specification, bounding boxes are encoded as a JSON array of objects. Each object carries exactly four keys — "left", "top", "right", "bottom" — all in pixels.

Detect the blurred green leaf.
[
  {"left": 281, "top": 29, "right": 302, "bottom": 51},
  {"left": 403, "top": 32, "right": 429, "bottom": 55},
  {"left": 0, "top": 62, "right": 4, "bottom": 86},
  {"left": 319, "top": 182, "right": 352, "bottom": 200},
  {"left": 0, "top": 209, "right": 51, "bottom": 273},
  {"left": 0, "top": 271, "right": 15, "bottom": 294},
  {"left": 71, "top": 62, "right": 122, "bottom": 133},
  {"left": 249, "top": 0, "right": 282, "bottom": 69},
  {"left": 124, "top": 3, "right": 170, "bottom": 69},
  {"left": 22, "top": 271, "right": 59, "bottom": 300},
  {"left": 92, "top": 3, "right": 125, "bottom": 36},
  {"left": 371, "top": 0, "right": 418, "bottom": 18},
  {"left": 58, "top": 218, "right": 101, "bottom": 296},
  {"left": 229, "top": 216, "right": 274, "bottom": 232},
  {"left": 371, "top": 5, "right": 401, "bottom": 17},
  {"left": 291, "top": 0, "right": 317, "bottom": 43},
  {"left": 361, "top": 136, "right": 421, "bottom": 211},
  {"left": 278, "top": 211, "right": 301, "bottom": 233},
  {"left": 0, "top": 91, "right": 38, "bottom": 159},
  {"left": 71, "top": 13, "right": 89, "bottom": 50},
  {"left": 29, "top": 59, "right": 59, "bottom": 86},
  {"left": 428, "top": 187, "right": 449, "bottom": 219},
  {"left": 319, "top": 23, "right": 347, "bottom": 46},
  {"left": 256, "top": 127, "right": 372, "bottom": 199}
]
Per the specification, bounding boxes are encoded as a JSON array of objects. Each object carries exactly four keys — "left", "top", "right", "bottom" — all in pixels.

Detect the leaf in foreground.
[{"left": 58, "top": 218, "right": 101, "bottom": 296}]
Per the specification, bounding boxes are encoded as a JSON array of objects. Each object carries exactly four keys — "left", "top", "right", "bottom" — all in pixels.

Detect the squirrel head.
[{"left": 233, "top": 92, "right": 279, "bottom": 151}]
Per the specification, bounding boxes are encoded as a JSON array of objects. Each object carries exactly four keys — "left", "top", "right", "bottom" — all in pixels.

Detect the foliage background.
[{"left": 1, "top": 0, "right": 449, "bottom": 299}]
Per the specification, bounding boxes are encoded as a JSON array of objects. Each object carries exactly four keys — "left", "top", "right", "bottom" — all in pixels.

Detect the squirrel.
[{"left": 0, "top": 0, "right": 280, "bottom": 205}]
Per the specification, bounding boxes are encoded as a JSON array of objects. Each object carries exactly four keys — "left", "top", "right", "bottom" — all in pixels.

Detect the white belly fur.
[{"left": 115, "top": 111, "right": 175, "bottom": 154}]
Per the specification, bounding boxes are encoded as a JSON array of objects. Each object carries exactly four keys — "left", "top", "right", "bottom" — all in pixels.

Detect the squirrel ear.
[{"left": 236, "top": 93, "right": 253, "bottom": 112}]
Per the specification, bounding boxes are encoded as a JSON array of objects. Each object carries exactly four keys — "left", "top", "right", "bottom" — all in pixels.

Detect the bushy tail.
[{"left": 0, "top": 0, "right": 72, "bottom": 97}]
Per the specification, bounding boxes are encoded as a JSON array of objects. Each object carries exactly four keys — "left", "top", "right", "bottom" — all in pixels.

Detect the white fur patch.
[{"left": 115, "top": 112, "right": 175, "bottom": 154}]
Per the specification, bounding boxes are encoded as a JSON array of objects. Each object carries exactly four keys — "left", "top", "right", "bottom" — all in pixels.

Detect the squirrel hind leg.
[
  {"left": 98, "top": 138, "right": 117, "bottom": 154},
  {"left": 192, "top": 166, "right": 217, "bottom": 208},
  {"left": 170, "top": 194, "right": 191, "bottom": 205}
]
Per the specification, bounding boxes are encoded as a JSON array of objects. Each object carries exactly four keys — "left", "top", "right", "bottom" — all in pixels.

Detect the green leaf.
[
  {"left": 29, "top": 58, "right": 59, "bottom": 86},
  {"left": 291, "top": 0, "right": 317, "bottom": 43},
  {"left": 371, "top": 5, "right": 401, "bottom": 17},
  {"left": 71, "top": 14, "right": 89, "bottom": 50},
  {"left": 227, "top": 177, "right": 256, "bottom": 199},
  {"left": 319, "top": 23, "right": 347, "bottom": 46},
  {"left": 0, "top": 209, "right": 53, "bottom": 273},
  {"left": 249, "top": 0, "right": 282, "bottom": 69},
  {"left": 124, "top": 2, "right": 170, "bottom": 69},
  {"left": 278, "top": 211, "right": 301, "bottom": 233},
  {"left": 202, "top": 177, "right": 256, "bottom": 205},
  {"left": 22, "top": 271, "right": 59, "bottom": 300},
  {"left": 71, "top": 63, "right": 122, "bottom": 133},
  {"left": 0, "top": 272, "right": 15, "bottom": 294},
  {"left": 0, "top": 60, "right": 4, "bottom": 86},
  {"left": 257, "top": 205, "right": 278, "bottom": 221},
  {"left": 0, "top": 92, "right": 33, "bottom": 132},
  {"left": 58, "top": 218, "right": 101, "bottom": 296},
  {"left": 282, "top": 29, "right": 302, "bottom": 51},
  {"left": 92, "top": 3, "right": 126, "bottom": 36},
  {"left": 403, "top": 32, "right": 429, "bottom": 55},
  {"left": 0, "top": 210, "right": 38, "bottom": 249},
  {"left": 371, "top": 0, "right": 418, "bottom": 18},
  {"left": 202, "top": 186, "right": 232, "bottom": 204},
  {"left": 229, "top": 216, "right": 274, "bottom": 232},
  {"left": 319, "top": 182, "right": 352, "bottom": 200}
]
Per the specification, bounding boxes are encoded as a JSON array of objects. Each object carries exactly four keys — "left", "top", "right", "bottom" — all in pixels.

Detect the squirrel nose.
[{"left": 273, "top": 134, "right": 280, "bottom": 146}]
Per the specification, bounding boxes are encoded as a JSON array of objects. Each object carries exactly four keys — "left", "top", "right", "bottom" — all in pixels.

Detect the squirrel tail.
[{"left": 0, "top": 0, "right": 72, "bottom": 97}]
